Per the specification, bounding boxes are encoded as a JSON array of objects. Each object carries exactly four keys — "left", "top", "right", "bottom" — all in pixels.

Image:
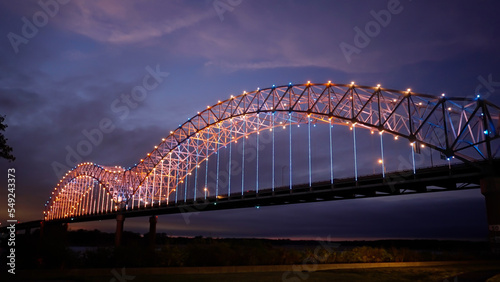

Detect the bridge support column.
[
  {"left": 115, "top": 214, "right": 125, "bottom": 247},
  {"left": 149, "top": 215, "right": 157, "bottom": 250},
  {"left": 481, "top": 177, "right": 500, "bottom": 254}
]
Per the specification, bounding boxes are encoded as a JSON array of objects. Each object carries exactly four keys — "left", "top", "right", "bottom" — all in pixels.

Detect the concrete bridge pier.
[
  {"left": 115, "top": 214, "right": 125, "bottom": 247},
  {"left": 481, "top": 177, "right": 500, "bottom": 254},
  {"left": 149, "top": 215, "right": 157, "bottom": 250}
]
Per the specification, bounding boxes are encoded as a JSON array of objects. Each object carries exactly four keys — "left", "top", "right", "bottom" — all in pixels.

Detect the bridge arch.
[{"left": 45, "top": 82, "right": 500, "bottom": 220}]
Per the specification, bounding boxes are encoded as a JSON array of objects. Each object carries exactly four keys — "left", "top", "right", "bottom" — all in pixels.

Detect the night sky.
[{"left": 1, "top": 0, "right": 499, "bottom": 240}]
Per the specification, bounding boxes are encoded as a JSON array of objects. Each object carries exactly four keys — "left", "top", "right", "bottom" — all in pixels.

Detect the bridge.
[{"left": 7, "top": 82, "right": 500, "bottom": 250}]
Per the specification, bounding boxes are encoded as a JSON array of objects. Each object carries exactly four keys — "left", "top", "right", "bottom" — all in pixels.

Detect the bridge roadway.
[{"left": 3, "top": 159, "right": 498, "bottom": 233}]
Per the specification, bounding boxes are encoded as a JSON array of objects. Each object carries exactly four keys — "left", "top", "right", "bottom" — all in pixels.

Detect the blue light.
[
  {"left": 289, "top": 82, "right": 292, "bottom": 86},
  {"left": 477, "top": 94, "right": 481, "bottom": 98},
  {"left": 256, "top": 206, "right": 260, "bottom": 209},
  {"left": 484, "top": 130, "right": 489, "bottom": 135},
  {"left": 272, "top": 84, "right": 276, "bottom": 88}
]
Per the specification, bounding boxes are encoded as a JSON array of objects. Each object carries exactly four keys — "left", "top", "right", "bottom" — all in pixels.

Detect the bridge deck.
[{"left": 6, "top": 160, "right": 488, "bottom": 230}]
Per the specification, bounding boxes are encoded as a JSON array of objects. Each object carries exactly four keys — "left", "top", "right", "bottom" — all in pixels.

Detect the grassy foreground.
[{"left": 6, "top": 261, "right": 500, "bottom": 282}]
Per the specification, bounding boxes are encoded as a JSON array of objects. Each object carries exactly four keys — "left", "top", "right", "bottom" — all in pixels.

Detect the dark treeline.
[{"left": 0, "top": 229, "right": 495, "bottom": 270}]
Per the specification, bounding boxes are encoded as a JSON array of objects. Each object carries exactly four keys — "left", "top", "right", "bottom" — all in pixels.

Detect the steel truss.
[{"left": 45, "top": 83, "right": 500, "bottom": 220}]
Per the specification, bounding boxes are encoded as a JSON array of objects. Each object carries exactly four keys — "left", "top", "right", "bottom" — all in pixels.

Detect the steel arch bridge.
[{"left": 44, "top": 82, "right": 500, "bottom": 221}]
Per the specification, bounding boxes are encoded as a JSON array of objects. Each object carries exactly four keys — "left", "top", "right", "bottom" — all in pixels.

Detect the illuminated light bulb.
[
  {"left": 328, "top": 81, "right": 331, "bottom": 84},
  {"left": 351, "top": 81, "right": 355, "bottom": 85},
  {"left": 283, "top": 126, "right": 286, "bottom": 129},
  {"left": 394, "top": 136, "right": 398, "bottom": 140},
  {"left": 170, "top": 131, "right": 173, "bottom": 134},
  {"left": 377, "top": 84, "right": 381, "bottom": 88},
  {"left": 421, "top": 144, "right": 425, "bottom": 148},
  {"left": 393, "top": 99, "right": 397, "bottom": 102},
  {"left": 441, "top": 93, "right": 445, "bottom": 97},
  {"left": 407, "top": 88, "right": 411, "bottom": 92},
  {"left": 371, "top": 131, "right": 374, "bottom": 134},
  {"left": 307, "top": 81, "right": 311, "bottom": 84},
  {"left": 448, "top": 107, "right": 452, "bottom": 111}
]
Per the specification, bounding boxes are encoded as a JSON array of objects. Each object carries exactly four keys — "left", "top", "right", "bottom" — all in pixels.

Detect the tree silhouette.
[{"left": 0, "top": 115, "right": 15, "bottom": 161}]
